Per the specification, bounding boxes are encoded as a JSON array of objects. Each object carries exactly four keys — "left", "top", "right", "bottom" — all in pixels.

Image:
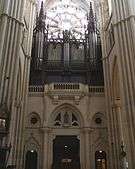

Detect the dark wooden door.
[{"left": 53, "top": 136, "right": 80, "bottom": 169}]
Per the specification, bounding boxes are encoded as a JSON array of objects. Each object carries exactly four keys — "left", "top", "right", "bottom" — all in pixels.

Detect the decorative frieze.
[{"left": 29, "top": 84, "right": 104, "bottom": 103}]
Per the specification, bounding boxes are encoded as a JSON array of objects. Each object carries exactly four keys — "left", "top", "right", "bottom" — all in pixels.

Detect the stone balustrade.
[
  {"left": 53, "top": 83, "right": 80, "bottom": 90},
  {"left": 29, "top": 86, "right": 44, "bottom": 92},
  {"left": 29, "top": 83, "right": 104, "bottom": 94},
  {"left": 89, "top": 86, "right": 104, "bottom": 93},
  {"left": 45, "top": 83, "right": 85, "bottom": 92}
]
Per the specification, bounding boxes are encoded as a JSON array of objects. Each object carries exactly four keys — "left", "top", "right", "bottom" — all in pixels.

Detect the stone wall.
[
  {"left": 0, "top": 0, "right": 36, "bottom": 168},
  {"left": 24, "top": 84, "right": 109, "bottom": 169},
  {"left": 101, "top": 0, "right": 135, "bottom": 168}
]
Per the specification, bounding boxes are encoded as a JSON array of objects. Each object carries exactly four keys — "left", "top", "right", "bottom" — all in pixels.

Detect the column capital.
[
  {"left": 81, "top": 127, "right": 94, "bottom": 134},
  {"left": 40, "top": 127, "right": 52, "bottom": 133}
]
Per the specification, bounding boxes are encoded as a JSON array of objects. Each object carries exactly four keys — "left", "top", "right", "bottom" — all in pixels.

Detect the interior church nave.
[{"left": 0, "top": 0, "right": 135, "bottom": 169}]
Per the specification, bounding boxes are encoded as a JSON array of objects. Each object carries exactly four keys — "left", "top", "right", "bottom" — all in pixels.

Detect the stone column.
[
  {"left": 13, "top": 0, "right": 36, "bottom": 167},
  {"left": 114, "top": 99, "right": 124, "bottom": 142},
  {"left": 63, "top": 30, "right": 70, "bottom": 63},
  {"left": 43, "top": 128, "right": 49, "bottom": 169},
  {"left": 114, "top": 99, "right": 127, "bottom": 169},
  {"left": 80, "top": 129, "right": 85, "bottom": 169},
  {"left": 47, "top": 131, "right": 54, "bottom": 169},
  {"left": 100, "top": 1, "right": 116, "bottom": 167},
  {"left": 42, "top": 128, "right": 53, "bottom": 169},
  {"left": 0, "top": 0, "right": 25, "bottom": 103},
  {"left": 112, "top": 1, "right": 135, "bottom": 167},
  {"left": 81, "top": 128, "right": 91, "bottom": 169},
  {"left": 64, "top": 43, "right": 70, "bottom": 62},
  {"left": 101, "top": 0, "right": 135, "bottom": 168},
  {"left": 111, "top": 105, "right": 121, "bottom": 169},
  {"left": 85, "top": 129, "right": 90, "bottom": 169},
  {"left": 0, "top": 0, "right": 27, "bottom": 168}
]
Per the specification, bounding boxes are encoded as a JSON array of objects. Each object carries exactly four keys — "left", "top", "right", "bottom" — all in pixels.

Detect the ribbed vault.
[{"left": 43, "top": 0, "right": 91, "bottom": 11}]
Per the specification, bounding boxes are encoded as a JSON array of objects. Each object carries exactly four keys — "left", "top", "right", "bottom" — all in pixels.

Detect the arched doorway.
[
  {"left": 46, "top": 104, "right": 83, "bottom": 169},
  {"left": 53, "top": 136, "right": 80, "bottom": 169},
  {"left": 95, "top": 151, "right": 107, "bottom": 169},
  {"left": 25, "top": 150, "right": 38, "bottom": 169}
]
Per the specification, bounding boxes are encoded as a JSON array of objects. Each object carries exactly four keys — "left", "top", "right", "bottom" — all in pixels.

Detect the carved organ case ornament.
[
  {"left": 48, "top": 43, "right": 62, "bottom": 61},
  {"left": 71, "top": 43, "right": 84, "bottom": 61}
]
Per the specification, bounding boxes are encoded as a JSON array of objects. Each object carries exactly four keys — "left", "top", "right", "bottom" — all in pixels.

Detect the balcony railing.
[
  {"left": 53, "top": 83, "right": 80, "bottom": 90},
  {"left": 29, "top": 83, "right": 104, "bottom": 94},
  {"left": 29, "top": 86, "right": 44, "bottom": 92},
  {"left": 89, "top": 86, "right": 104, "bottom": 93}
]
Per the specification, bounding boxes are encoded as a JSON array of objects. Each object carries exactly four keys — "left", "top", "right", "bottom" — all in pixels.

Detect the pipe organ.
[{"left": 30, "top": 2, "right": 103, "bottom": 86}]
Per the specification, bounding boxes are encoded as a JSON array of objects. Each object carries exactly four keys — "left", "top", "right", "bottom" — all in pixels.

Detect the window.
[
  {"left": 54, "top": 111, "right": 79, "bottom": 127},
  {"left": 108, "top": 0, "right": 112, "bottom": 16},
  {"left": 25, "top": 151, "right": 38, "bottom": 169},
  {"left": 30, "top": 117, "right": 38, "bottom": 125},
  {"left": 45, "top": 0, "right": 89, "bottom": 39},
  {"left": 95, "top": 117, "right": 102, "bottom": 124}
]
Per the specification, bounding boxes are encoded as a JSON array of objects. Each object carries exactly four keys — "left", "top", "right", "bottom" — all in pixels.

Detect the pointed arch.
[
  {"left": 25, "top": 134, "right": 40, "bottom": 151},
  {"left": 24, "top": 136, "right": 40, "bottom": 169},
  {"left": 48, "top": 103, "right": 84, "bottom": 127}
]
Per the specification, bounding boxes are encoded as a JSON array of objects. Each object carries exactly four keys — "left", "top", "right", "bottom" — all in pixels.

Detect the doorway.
[
  {"left": 95, "top": 151, "right": 107, "bottom": 169},
  {"left": 53, "top": 136, "right": 80, "bottom": 169},
  {"left": 25, "top": 150, "right": 37, "bottom": 169}
]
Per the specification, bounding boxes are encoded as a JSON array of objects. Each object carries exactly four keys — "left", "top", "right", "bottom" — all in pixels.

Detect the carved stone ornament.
[{"left": 0, "top": 104, "right": 8, "bottom": 118}]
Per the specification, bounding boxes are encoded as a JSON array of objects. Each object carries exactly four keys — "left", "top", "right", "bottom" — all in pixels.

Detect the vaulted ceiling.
[{"left": 44, "top": 0, "right": 91, "bottom": 11}]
